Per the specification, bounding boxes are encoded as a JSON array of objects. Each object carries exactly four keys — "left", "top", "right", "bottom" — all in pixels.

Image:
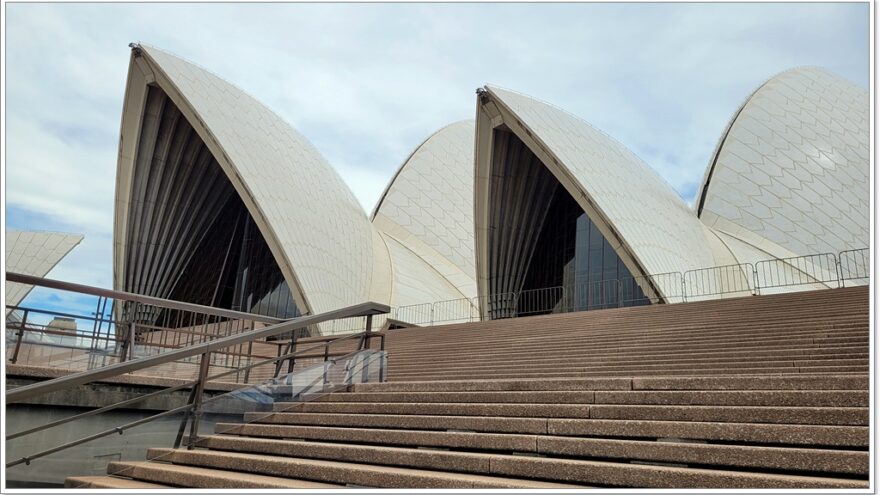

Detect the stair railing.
[{"left": 5, "top": 273, "right": 389, "bottom": 469}]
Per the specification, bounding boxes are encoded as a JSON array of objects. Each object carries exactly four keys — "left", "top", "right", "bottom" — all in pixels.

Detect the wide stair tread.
[
  {"left": 107, "top": 460, "right": 342, "bottom": 488},
  {"left": 144, "top": 448, "right": 581, "bottom": 488},
  {"left": 64, "top": 476, "right": 169, "bottom": 489}
]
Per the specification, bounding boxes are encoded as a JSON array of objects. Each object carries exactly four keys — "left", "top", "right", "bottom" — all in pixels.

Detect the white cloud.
[{"left": 3, "top": 3, "right": 869, "bottom": 288}]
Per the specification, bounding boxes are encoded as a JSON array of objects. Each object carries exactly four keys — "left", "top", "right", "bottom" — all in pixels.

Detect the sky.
[{"left": 3, "top": 2, "right": 871, "bottom": 298}]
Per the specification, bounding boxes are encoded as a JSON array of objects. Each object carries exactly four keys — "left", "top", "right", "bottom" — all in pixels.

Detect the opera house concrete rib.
[{"left": 113, "top": 44, "right": 869, "bottom": 334}]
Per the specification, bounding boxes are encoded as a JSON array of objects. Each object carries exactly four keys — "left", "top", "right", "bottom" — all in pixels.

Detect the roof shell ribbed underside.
[
  {"left": 120, "top": 46, "right": 376, "bottom": 315},
  {"left": 485, "top": 85, "right": 719, "bottom": 280},
  {"left": 697, "top": 67, "right": 870, "bottom": 258}
]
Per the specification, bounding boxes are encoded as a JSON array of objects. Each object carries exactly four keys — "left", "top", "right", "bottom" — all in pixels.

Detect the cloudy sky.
[{"left": 4, "top": 2, "right": 870, "bottom": 293}]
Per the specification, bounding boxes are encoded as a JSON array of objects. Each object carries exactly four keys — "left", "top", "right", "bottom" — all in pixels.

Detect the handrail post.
[
  {"left": 287, "top": 334, "right": 298, "bottom": 374},
  {"left": 363, "top": 315, "right": 373, "bottom": 350},
  {"left": 10, "top": 310, "right": 29, "bottom": 364},
  {"left": 379, "top": 334, "right": 387, "bottom": 383},
  {"left": 243, "top": 335, "right": 254, "bottom": 384},
  {"left": 273, "top": 342, "right": 285, "bottom": 378},
  {"left": 187, "top": 351, "right": 211, "bottom": 449},
  {"left": 128, "top": 322, "right": 137, "bottom": 361},
  {"left": 323, "top": 344, "right": 330, "bottom": 386},
  {"left": 119, "top": 322, "right": 132, "bottom": 363}
]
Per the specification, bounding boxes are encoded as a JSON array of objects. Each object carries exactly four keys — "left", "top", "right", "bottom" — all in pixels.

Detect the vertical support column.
[
  {"left": 120, "top": 322, "right": 133, "bottom": 363},
  {"left": 363, "top": 315, "right": 373, "bottom": 349},
  {"left": 10, "top": 310, "right": 29, "bottom": 364},
  {"left": 187, "top": 351, "right": 211, "bottom": 449},
  {"left": 322, "top": 344, "right": 330, "bottom": 386},
  {"left": 379, "top": 334, "right": 387, "bottom": 383},
  {"left": 287, "top": 336, "right": 298, "bottom": 375},
  {"left": 243, "top": 338, "right": 254, "bottom": 383},
  {"left": 128, "top": 323, "right": 137, "bottom": 361}
]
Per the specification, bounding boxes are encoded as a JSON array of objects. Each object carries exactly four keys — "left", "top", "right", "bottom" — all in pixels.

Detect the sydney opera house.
[{"left": 114, "top": 44, "right": 869, "bottom": 334}]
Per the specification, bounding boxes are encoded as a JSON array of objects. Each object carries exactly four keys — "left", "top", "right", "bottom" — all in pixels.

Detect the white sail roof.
[
  {"left": 6, "top": 230, "right": 83, "bottom": 307},
  {"left": 481, "top": 86, "right": 719, "bottom": 286},
  {"left": 697, "top": 67, "right": 870, "bottom": 259},
  {"left": 115, "top": 45, "right": 376, "bottom": 316},
  {"left": 373, "top": 120, "right": 478, "bottom": 303}
]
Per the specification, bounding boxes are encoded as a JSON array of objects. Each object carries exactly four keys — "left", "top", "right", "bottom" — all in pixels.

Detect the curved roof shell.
[
  {"left": 474, "top": 86, "right": 719, "bottom": 301},
  {"left": 113, "top": 45, "right": 375, "bottom": 317},
  {"left": 373, "top": 120, "right": 478, "bottom": 303},
  {"left": 697, "top": 67, "right": 870, "bottom": 259},
  {"left": 6, "top": 230, "right": 83, "bottom": 307}
]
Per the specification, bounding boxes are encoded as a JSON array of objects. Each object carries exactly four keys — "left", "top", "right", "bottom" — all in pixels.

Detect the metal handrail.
[
  {"left": 6, "top": 378, "right": 199, "bottom": 441},
  {"left": 6, "top": 276, "right": 389, "bottom": 469},
  {"left": 7, "top": 403, "right": 194, "bottom": 468},
  {"left": 6, "top": 300, "right": 389, "bottom": 404},
  {"left": 6, "top": 328, "right": 385, "bottom": 440},
  {"left": 5, "top": 328, "right": 386, "bottom": 468},
  {"left": 6, "top": 272, "right": 285, "bottom": 324}
]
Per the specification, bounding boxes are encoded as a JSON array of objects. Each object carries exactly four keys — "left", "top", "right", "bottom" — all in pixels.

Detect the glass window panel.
[{"left": 589, "top": 220, "right": 603, "bottom": 249}]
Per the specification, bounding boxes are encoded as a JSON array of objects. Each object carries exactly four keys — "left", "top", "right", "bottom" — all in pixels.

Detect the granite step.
[
  {"left": 106, "top": 461, "right": 342, "bottom": 488},
  {"left": 146, "top": 446, "right": 866, "bottom": 489},
  {"left": 244, "top": 412, "right": 869, "bottom": 446},
  {"left": 385, "top": 351, "right": 870, "bottom": 371},
  {"left": 304, "top": 389, "right": 867, "bottom": 407},
  {"left": 64, "top": 476, "right": 169, "bottom": 489},
  {"left": 351, "top": 375, "right": 869, "bottom": 392},
  {"left": 383, "top": 334, "right": 870, "bottom": 356},
  {"left": 384, "top": 330, "right": 869, "bottom": 356},
  {"left": 386, "top": 368, "right": 870, "bottom": 381},
  {"left": 144, "top": 448, "right": 582, "bottom": 488},
  {"left": 383, "top": 345, "right": 870, "bottom": 367},
  {"left": 202, "top": 431, "right": 868, "bottom": 475},
  {"left": 386, "top": 359, "right": 868, "bottom": 376},
  {"left": 386, "top": 367, "right": 869, "bottom": 381},
  {"left": 246, "top": 412, "right": 550, "bottom": 434}
]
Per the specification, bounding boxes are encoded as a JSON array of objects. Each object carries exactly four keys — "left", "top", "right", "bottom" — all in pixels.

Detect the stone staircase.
[{"left": 67, "top": 286, "right": 870, "bottom": 489}]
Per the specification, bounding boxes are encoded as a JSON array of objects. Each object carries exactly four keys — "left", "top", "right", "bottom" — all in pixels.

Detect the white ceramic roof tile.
[
  {"left": 382, "top": 234, "right": 468, "bottom": 307},
  {"left": 5, "top": 230, "right": 83, "bottom": 307},
  {"left": 699, "top": 67, "right": 869, "bottom": 257},
  {"left": 486, "top": 86, "right": 718, "bottom": 282},
  {"left": 139, "top": 46, "right": 375, "bottom": 315},
  {"left": 373, "top": 121, "right": 477, "bottom": 279},
  {"left": 373, "top": 121, "right": 478, "bottom": 302}
]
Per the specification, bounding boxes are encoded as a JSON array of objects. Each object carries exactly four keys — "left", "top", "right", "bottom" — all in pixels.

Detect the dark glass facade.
[
  {"left": 518, "top": 187, "right": 647, "bottom": 314},
  {"left": 168, "top": 193, "right": 300, "bottom": 320},
  {"left": 486, "top": 128, "right": 648, "bottom": 318}
]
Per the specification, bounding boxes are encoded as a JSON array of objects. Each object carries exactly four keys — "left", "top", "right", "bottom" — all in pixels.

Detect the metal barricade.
[
  {"left": 390, "top": 303, "right": 433, "bottom": 326},
  {"left": 839, "top": 248, "right": 870, "bottom": 287},
  {"left": 683, "top": 263, "right": 755, "bottom": 301},
  {"left": 514, "top": 286, "right": 565, "bottom": 317},
  {"left": 432, "top": 298, "right": 477, "bottom": 324},
  {"left": 755, "top": 253, "right": 839, "bottom": 293},
  {"left": 474, "top": 292, "right": 518, "bottom": 321}
]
